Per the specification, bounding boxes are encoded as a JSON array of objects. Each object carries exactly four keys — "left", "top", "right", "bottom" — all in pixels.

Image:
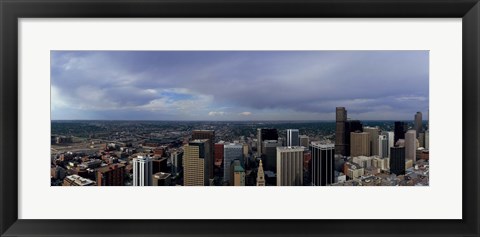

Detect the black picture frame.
[{"left": 1, "top": 0, "right": 479, "bottom": 236}]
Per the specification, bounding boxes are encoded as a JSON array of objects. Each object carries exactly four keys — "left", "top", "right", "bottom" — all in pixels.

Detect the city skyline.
[{"left": 51, "top": 50, "right": 429, "bottom": 121}]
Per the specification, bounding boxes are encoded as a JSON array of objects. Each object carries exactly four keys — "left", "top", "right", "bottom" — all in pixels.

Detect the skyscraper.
[
  {"left": 276, "top": 146, "right": 304, "bottom": 186},
  {"left": 256, "top": 128, "right": 278, "bottom": 155},
  {"left": 223, "top": 143, "right": 243, "bottom": 184},
  {"left": 364, "top": 126, "right": 380, "bottom": 156},
  {"left": 184, "top": 139, "right": 210, "bottom": 186},
  {"left": 335, "top": 107, "right": 347, "bottom": 156},
  {"left": 133, "top": 156, "right": 153, "bottom": 186},
  {"left": 286, "top": 129, "right": 300, "bottom": 147},
  {"left": 390, "top": 146, "right": 406, "bottom": 175},
  {"left": 394, "top": 121, "right": 406, "bottom": 144},
  {"left": 350, "top": 132, "right": 370, "bottom": 157},
  {"left": 192, "top": 130, "right": 215, "bottom": 179},
  {"left": 382, "top": 131, "right": 395, "bottom": 157},
  {"left": 344, "top": 120, "right": 363, "bottom": 156},
  {"left": 414, "top": 112, "right": 423, "bottom": 137},
  {"left": 214, "top": 142, "right": 224, "bottom": 169},
  {"left": 256, "top": 159, "right": 266, "bottom": 186},
  {"left": 262, "top": 140, "right": 282, "bottom": 172},
  {"left": 310, "top": 142, "right": 335, "bottom": 186},
  {"left": 170, "top": 150, "right": 183, "bottom": 176},
  {"left": 405, "top": 130, "right": 417, "bottom": 162},
  {"left": 378, "top": 135, "right": 389, "bottom": 158}
]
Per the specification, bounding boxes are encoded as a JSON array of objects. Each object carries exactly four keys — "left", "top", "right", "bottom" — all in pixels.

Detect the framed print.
[{"left": 1, "top": 0, "right": 479, "bottom": 236}]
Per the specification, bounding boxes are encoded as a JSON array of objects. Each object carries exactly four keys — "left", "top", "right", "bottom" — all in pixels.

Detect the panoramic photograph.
[{"left": 50, "top": 50, "right": 429, "bottom": 186}]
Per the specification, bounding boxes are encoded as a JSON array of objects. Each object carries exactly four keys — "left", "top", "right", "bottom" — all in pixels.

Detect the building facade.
[
  {"left": 350, "top": 132, "right": 370, "bottom": 157},
  {"left": 335, "top": 107, "right": 347, "bottom": 156},
  {"left": 390, "top": 146, "right": 406, "bottom": 175},
  {"left": 276, "top": 146, "right": 304, "bottom": 186},
  {"left": 310, "top": 142, "right": 335, "bottom": 186},
  {"left": 223, "top": 143, "right": 243, "bottom": 184},
  {"left": 192, "top": 130, "right": 215, "bottom": 179},
  {"left": 133, "top": 156, "right": 153, "bottom": 186},
  {"left": 184, "top": 139, "right": 210, "bottom": 186},
  {"left": 286, "top": 129, "right": 300, "bottom": 147}
]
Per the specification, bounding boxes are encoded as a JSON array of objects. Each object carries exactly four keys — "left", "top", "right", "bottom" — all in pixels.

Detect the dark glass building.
[
  {"left": 394, "top": 121, "right": 406, "bottom": 144},
  {"left": 310, "top": 143, "right": 335, "bottom": 186},
  {"left": 390, "top": 146, "right": 406, "bottom": 175},
  {"left": 335, "top": 107, "right": 347, "bottom": 156}
]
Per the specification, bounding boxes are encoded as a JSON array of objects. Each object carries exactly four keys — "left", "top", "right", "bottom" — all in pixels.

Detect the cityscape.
[{"left": 50, "top": 51, "right": 429, "bottom": 186}]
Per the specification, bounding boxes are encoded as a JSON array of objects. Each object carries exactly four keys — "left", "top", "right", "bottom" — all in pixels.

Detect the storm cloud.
[{"left": 51, "top": 51, "right": 429, "bottom": 121}]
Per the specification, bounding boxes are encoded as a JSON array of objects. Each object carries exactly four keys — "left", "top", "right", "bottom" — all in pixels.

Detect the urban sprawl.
[{"left": 51, "top": 107, "right": 429, "bottom": 186}]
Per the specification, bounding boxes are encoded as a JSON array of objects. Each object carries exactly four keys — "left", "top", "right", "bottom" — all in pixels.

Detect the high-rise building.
[
  {"left": 230, "top": 160, "right": 245, "bottom": 186},
  {"left": 378, "top": 135, "right": 389, "bottom": 158},
  {"left": 214, "top": 143, "right": 224, "bottom": 168},
  {"left": 262, "top": 140, "right": 282, "bottom": 172},
  {"left": 418, "top": 132, "right": 425, "bottom": 148},
  {"left": 184, "top": 139, "right": 210, "bottom": 186},
  {"left": 299, "top": 135, "right": 309, "bottom": 148},
  {"left": 170, "top": 150, "right": 183, "bottom": 176},
  {"left": 390, "top": 146, "right": 406, "bottom": 175},
  {"left": 286, "top": 129, "right": 300, "bottom": 147},
  {"left": 350, "top": 132, "right": 370, "bottom": 157},
  {"left": 364, "top": 126, "right": 380, "bottom": 156},
  {"left": 381, "top": 131, "right": 395, "bottom": 157},
  {"left": 414, "top": 112, "right": 423, "bottom": 137},
  {"left": 256, "top": 128, "right": 278, "bottom": 155},
  {"left": 344, "top": 120, "right": 363, "bottom": 156},
  {"left": 276, "top": 146, "right": 304, "bottom": 186},
  {"left": 335, "top": 107, "right": 347, "bottom": 156},
  {"left": 310, "top": 142, "right": 335, "bottom": 186},
  {"left": 133, "top": 156, "right": 153, "bottom": 186},
  {"left": 405, "top": 130, "right": 417, "bottom": 162},
  {"left": 394, "top": 121, "right": 406, "bottom": 144},
  {"left": 425, "top": 130, "right": 429, "bottom": 149},
  {"left": 256, "top": 159, "right": 266, "bottom": 186},
  {"left": 223, "top": 143, "right": 243, "bottom": 184},
  {"left": 192, "top": 130, "right": 215, "bottom": 179}
]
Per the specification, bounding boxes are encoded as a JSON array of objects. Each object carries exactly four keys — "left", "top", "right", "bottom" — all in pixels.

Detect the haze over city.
[{"left": 51, "top": 51, "right": 429, "bottom": 121}]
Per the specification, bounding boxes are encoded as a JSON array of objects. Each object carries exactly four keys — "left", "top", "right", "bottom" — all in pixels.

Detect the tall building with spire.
[
  {"left": 335, "top": 107, "right": 347, "bottom": 156},
  {"left": 256, "top": 159, "right": 266, "bottom": 186}
]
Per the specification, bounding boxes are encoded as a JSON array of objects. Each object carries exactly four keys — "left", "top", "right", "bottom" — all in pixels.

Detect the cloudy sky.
[{"left": 51, "top": 51, "right": 428, "bottom": 121}]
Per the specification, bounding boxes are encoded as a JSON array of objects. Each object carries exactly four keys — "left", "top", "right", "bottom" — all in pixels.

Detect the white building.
[
  {"left": 286, "top": 129, "right": 300, "bottom": 147},
  {"left": 133, "top": 155, "right": 153, "bottom": 186}
]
